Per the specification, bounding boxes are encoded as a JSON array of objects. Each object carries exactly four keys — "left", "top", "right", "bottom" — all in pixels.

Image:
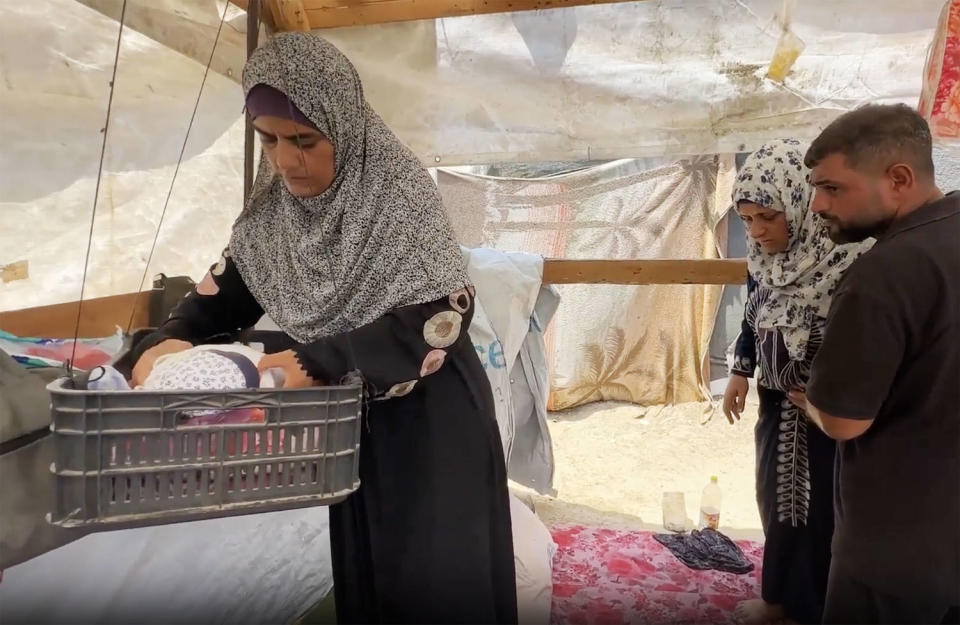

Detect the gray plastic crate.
[{"left": 47, "top": 379, "right": 363, "bottom": 529}]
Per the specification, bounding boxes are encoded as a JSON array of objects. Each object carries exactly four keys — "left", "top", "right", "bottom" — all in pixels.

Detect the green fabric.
[
  {"left": 296, "top": 592, "right": 336, "bottom": 624},
  {"left": 0, "top": 354, "right": 89, "bottom": 569}
]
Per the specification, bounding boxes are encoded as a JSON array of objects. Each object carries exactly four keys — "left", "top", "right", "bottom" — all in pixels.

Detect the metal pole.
[{"left": 243, "top": 0, "right": 261, "bottom": 203}]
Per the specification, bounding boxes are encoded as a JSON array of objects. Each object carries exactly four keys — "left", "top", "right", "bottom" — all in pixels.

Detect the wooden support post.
[
  {"left": 244, "top": 0, "right": 262, "bottom": 204},
  {"left": 230, "top": 0, "right": 276, "bottom": 29}
]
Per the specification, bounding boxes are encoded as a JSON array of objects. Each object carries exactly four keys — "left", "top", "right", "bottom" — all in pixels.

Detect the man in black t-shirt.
[{"left": 787, "top": 104, "right": 959, "bottom": 624}]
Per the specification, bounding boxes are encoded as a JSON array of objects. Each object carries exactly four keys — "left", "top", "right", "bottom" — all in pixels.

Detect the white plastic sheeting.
[
  {"left": 323, "top": 0, "right": 941, "bottom": 164},
  {"left": 0, "top": 0, "right": 245, "bottom": 312},
  {"left": 0, "top": 0, "right": 941, "bottom": 312},
  {"left": 0, "top": 508, "right": 333, "bottom": 624},
  {"left": 0, "top": 494, "right": 556, "bottom": 624}
]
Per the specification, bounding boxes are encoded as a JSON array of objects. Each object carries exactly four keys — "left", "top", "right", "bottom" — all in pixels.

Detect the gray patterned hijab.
[
  {"left": 734, "top": 139, "right": 872, "bottom": 361},
  {"left": 230, "top": 33, "right": 469, "bottom": 343}
]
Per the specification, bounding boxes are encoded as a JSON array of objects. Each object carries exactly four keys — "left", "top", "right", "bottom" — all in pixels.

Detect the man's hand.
[
  {"left": 257, "top": 350, "right": 320, "bottom": 389},
  {"left": 788, "top": 388, "right": 873, "bottom": 441},
  {"left": 131, "top": 339, "right": 192, "bottom": 387},
  {"left": 787, "top": 389, "right": 808, "bottom": 412}
]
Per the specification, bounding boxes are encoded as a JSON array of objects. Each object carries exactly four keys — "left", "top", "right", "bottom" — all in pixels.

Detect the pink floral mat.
[{"left": 550, "top": 525, "right": 764, "bottom": 624}]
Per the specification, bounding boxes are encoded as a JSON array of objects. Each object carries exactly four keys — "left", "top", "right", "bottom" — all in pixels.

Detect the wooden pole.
[
  {"left": 230, "top": 0, "right": 276, "bottom": 29},
  {"left": 243, "top": 0, "right": 261, "bottom": 204}
]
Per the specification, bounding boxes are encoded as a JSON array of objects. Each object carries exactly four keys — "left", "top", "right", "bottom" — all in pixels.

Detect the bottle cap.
[{"left": 710, "top": 475, "right": 718, "bottom": 483}]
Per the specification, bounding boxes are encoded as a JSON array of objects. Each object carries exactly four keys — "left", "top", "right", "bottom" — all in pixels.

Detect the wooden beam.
[
  {"left": 541, "top": 259, "right": 747, "bottom": 285},
  {"left": 299, "top": 0, "right": 639, "bottom": 29},
  {"left": 0, "top": 260, "right": 746, "bottom": 339},
  {"left": 75, "top": 0, "right": 249, "bottom": 82},
  {"left": 0, "top": 293, "right": 151, "bottom": 340},
  {"left": 268, "top": 0, "right": 312, "bottom": 31}
]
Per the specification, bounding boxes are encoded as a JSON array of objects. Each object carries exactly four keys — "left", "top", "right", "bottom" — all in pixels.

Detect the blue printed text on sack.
[{"left": 474, "top": 340, "right": 507, "bottom": 370}]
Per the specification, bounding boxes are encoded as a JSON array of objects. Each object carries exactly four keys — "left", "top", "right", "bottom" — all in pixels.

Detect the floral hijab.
[{"left": 734, "top": 139, "right": 872, "bottom": 361}]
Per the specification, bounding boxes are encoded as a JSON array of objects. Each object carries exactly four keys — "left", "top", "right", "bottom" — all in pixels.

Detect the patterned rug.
[{"left": 550, "top": 525, "right": 764, "bottom": 624}]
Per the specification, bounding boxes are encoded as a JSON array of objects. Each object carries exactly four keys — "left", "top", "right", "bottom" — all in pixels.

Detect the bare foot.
[{"left": 734, "top": 599, "right": 784, "bottom": 624}]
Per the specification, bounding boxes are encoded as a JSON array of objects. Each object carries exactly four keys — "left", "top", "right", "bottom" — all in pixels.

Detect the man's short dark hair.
[{"left": 804, "top": 104, "right": 935, "bottom": 178}]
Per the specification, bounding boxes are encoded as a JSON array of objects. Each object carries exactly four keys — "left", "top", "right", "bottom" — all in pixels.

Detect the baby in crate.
[
  {"left": 90, "top": 343, "right": 280, "bottom": 394},
  {"left": 98, "top": 344, "right": 287, "bottom": 462}
]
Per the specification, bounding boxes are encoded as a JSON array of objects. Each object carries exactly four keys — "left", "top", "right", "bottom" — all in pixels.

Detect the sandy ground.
[{"left": 513, "top": 385, "right": 764, "bottom": 542}]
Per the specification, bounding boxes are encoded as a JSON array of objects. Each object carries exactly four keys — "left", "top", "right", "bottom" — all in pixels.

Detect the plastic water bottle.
[{"left": 699, "top": 475, "right": 722, "bottom": 530}]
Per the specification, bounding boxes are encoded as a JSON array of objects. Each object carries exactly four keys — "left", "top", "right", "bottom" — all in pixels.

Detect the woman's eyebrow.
[
  {"left": 280, "top": 132, "right": 321, "bottom": 143},
  {"left": 252, "top": 125, "right": 320, "bottom": 144}
]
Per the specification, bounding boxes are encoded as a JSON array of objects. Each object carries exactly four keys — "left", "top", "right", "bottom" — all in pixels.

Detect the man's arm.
[
  {"left": 803, "top": 263, "right": 906, "bottom": 441},
  {"left": 788, "top": 390, "right": 874, "bottom": 441}
]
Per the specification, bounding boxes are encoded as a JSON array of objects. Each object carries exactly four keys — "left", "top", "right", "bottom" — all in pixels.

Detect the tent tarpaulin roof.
[
  {"left": 0, "top": 0, "right": 942, "bottom": 312},
  {"left": 319, "top": 0, "right": 941, "bottom": 164}
]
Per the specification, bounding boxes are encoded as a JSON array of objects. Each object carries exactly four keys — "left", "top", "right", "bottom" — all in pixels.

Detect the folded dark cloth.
[{"left": 653, "top": 528, "right": 755, "bottom": 575}]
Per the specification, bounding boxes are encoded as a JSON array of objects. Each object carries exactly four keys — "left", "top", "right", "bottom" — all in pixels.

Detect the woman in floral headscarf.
[{"left": 722, "top": 139, "right": 872, "bottom": 624}]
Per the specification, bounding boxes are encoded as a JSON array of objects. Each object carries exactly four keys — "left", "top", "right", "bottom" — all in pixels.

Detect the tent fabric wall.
[{"left": 437, "top": 156, "right": 734, "bottom": 409}]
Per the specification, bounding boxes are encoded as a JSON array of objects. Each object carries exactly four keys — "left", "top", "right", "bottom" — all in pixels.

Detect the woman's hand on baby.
[
  {"left": 131, "top": 339, "right": 192, "bottom": 387},
  {"left": 257, "top": 350, "right": 319, "bottom": 389}
]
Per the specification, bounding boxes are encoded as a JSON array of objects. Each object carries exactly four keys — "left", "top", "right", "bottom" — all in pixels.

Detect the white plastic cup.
[{"left": 662, "top": 491, "right": 687, "bottom": 532}]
